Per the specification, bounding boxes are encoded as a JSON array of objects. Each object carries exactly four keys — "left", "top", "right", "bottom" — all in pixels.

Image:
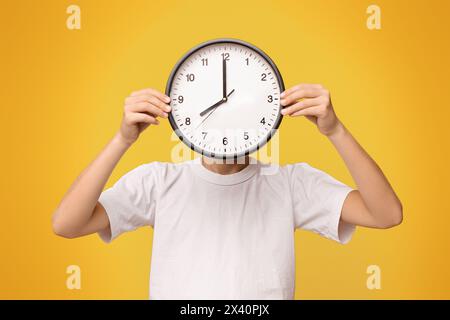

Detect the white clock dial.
[{"left": 166, "top": 39, "right": 284, "bottom": 158}]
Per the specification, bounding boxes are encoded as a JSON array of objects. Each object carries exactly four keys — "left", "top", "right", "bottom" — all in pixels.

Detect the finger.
[
  {"left": 129, "top": 102, "right": 168, "bottom": 118},
  {"left": 281, "top": 88, "right": 324, "bottom": 106},
  {"left": 130, "top": 88, "right": 169, "bottom": 102},
  {"left": 125, "top": 112, "right": 159, "bottom": 125},
  {"left": 291, "top": 106, "right": 322, "bottom": 117},
  {"left": 280, "top": 83, "right": 323, "bottom": 99},
  {"left": 147, "top": 95, "right": 172, "bottom": 113},
  {"left": 130, "top": 88, "right": 171, "bottom": 103},
  {"left": 127, "top": 102, "right": 168, "bottom": 118},
  {"left": 281, "top": 97, "right": 323, "bottom": 115},
  {"left": 126, "top": 95, "right": 172, "bottom": 112}
]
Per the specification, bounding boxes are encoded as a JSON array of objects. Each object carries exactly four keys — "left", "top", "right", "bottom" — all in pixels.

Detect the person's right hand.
[{"left": 118, "top": 88, "right": 171, "bottom": 145}]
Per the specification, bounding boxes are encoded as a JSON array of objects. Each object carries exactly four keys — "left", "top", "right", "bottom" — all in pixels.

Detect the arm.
[
  {"left": 281, "top": 84, "right": 402, "bottom": 229},
  {"left": 52, "top": 88, "right": 171, "bottom": 238}
]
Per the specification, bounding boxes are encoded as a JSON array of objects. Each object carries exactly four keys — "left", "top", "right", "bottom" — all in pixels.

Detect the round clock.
[{"left": 166, "top": 38, "right": 284, "bottom": 159}]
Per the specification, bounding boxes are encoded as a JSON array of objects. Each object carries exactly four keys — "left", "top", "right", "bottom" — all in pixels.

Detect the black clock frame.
[{"left": 166, "top": 38, "right": 285, "bottom": 159}]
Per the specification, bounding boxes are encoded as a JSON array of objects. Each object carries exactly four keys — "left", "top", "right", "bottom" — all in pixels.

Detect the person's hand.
[
  {"left": 280, "top": 84, "right": 342, "bottom": 137},
  {"left": 118, "top": 88, "right": 171, "bottom": 145}
]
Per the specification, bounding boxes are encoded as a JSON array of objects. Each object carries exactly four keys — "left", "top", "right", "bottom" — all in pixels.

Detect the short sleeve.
[
  {"left": 288, "top": 163, "right": 355, "bottom": 244},
  {"left": 98, "top": 163, "right": 161, "bottom": 243}
]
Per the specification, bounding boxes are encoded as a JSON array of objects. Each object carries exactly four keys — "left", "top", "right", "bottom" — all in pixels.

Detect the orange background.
[{"left": 0, "top": 0, "right": 449, "bottom": 299}]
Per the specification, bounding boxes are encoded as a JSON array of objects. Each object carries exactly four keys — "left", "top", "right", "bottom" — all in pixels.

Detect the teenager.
[{"left": 52, "top": 84, "right": 402, "bottom": 299}]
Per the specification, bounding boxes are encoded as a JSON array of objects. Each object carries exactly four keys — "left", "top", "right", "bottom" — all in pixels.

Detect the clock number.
[
  {"left": 267, "top": 95, "right": 273, "bottom": 103},
  {"left": 245, "top": 57, "right": 249, "bottom": 66},
  {"left": 185, "top": 117, "right": 191, "bottom": 125},
  {"left": 186, "top": 73, "right": 195, "bottom": 82},
  {"left": 221, "top": 53, "right": 230, "bottom": 61},
  {"left": 261, "top": 73, "right": 267, "bottom": 81},
  {"left": 178, "top": 95, "right": 184, "bottom": 104},
  {"left": 244, "top": 131, "right": 249, "bottom": 140},
  {"left": 260, "top": 117, "right": 266, "bottom": 125},
  {"left": 222, "top": 137, "right": 228, "bottom": 145},
  {"left": 201, "top": 58, "right": 208, "bottom": 66},
  {"left": 202, "top": 131, "right": 207, "bottom": 139}
]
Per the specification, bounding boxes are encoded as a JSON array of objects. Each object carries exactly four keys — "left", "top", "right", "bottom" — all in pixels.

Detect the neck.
[{"left": 201, "top": 156, "right": 250, "bottom": 175}]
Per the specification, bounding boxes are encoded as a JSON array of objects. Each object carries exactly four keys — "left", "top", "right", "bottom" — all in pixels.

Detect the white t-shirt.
[{"left": 98, "top": 158, "right": 355, "bottom": 299}]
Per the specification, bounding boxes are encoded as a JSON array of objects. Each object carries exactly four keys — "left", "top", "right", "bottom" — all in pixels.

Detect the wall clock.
[{"left": 166, "top": 38, "right": 284, "bottom": 159}]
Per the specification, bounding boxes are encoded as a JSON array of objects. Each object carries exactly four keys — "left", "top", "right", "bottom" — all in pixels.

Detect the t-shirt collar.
[{"left": 189, "top": 157, "right": 259, "bottom": 186}]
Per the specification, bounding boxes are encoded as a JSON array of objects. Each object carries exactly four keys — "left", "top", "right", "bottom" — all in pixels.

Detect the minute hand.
[{"left": 223, "top": 58, "right": 227, "bottom": 99}]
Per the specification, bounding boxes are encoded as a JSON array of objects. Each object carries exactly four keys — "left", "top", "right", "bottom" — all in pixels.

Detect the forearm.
[
  {"left": 53, "top": 133, "right": 130, "bottom": 233},
  {"left": 328, "top": 123, "right": 402, "bottom": 225}
]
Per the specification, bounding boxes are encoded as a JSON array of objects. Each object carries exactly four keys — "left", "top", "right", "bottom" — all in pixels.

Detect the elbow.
[
  {"left": 377, "top": 201, "right": 403, "bottom": 229},
  {"left": 52, "top": 211, "right": 77, "bottom": 239}
]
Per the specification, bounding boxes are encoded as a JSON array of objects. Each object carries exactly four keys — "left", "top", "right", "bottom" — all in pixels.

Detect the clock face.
[{"left": 166, "top": 39, "right": 284, "bottom": 159}]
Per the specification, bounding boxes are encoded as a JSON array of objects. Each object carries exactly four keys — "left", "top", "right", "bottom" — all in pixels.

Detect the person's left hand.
[{"left": 280, "top": 83, "right": 342, "bottom": 137}]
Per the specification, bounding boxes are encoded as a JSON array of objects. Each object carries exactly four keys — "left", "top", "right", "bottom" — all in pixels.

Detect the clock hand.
[
  {"left": 196, "top": 89, "right": 235, "bottom": 130},
  {"left": 196, "top": 103, "right": 220, "bottom": 130},
  {"left": 199, "top": 98, "right": 226, "bottom": 117},
  {"left": 223, "top": 57, "right": 227, "bottom": 100},
  {"left": 199, "top": 89, "right": 235, "bottom": 117}
]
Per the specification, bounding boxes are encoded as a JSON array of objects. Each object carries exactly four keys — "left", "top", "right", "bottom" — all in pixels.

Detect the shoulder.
[
  {"left": 132, "top": 160, "right": 193, "bottom": 180},
  {"left": 257, "top": 162, "right": 330, "bottom": 191},
  {"left": 283, "top": 162, "right": 322, "bottom": 177},
  {"left": 257, "top": 161, "right": 315, "bottom": 178}
]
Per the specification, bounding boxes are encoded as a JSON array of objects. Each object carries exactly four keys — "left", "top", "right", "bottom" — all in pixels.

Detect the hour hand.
[
  {"left": 199, "top": 98, "right": 225, "bottom": 117},
  {"left": 199, "top": 89, "right": 235, "bottom": 117}
]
